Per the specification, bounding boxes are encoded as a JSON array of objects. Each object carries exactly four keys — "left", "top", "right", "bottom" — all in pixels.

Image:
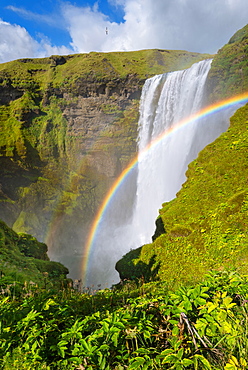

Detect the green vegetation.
[
  {"left": 0, "top": 219, "right": 69, "bottom": 292},
  {"left": 120, "top": 102, "right": 248, "bottom": 288},
  {"left": 0, "top": 48, "right": 208, "bottom": 246},
  {"left": 117, "top": 24, "right": 248, "bottom": 288},
  {"left": 207, "top": 24, "right": 248, "bottom": 101},
  {"left": 1, "top": 270, "right": 248, "bottom": 369},
  {"left": 1, "top": 24, "right": 248, "bottom": 370},
  {"left": 0, "top": 50, "right": 210, "bottom": 91}
]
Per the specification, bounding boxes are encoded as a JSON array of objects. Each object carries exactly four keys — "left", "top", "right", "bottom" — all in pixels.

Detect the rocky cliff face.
[{"left": 0, "top": 49, "right": 210, "bottom": 278}]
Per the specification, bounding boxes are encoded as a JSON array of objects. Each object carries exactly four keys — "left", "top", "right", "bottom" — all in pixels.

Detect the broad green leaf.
[
  {"left": 99, "top": 344, "right": 109, "bottom": 351},
  {"left": 195, "top": 297, "right": 207, "bottom": 306},
  {"left": 222, "top": 296, "right": 236, "bottom": 309},
  {"left": 43, "top": 298, "right": 57, "bottom": 310},
  {"left": 224, "top": 364, "right": 237, "bottom": 370},
  {"left": 229, "top": 356, "right": 239, "bottom": 366},
  {"left": 162, "top": 354, "right": 179, "bottom": 364},
  {"left": 207, "top": 302, "right": 218, "bottom": 313},
  {"left": 182, "top": 358, "right": 193, "bottom": 366},
  {"left": 240, "top": 357, "right": 247, "bottom": 367},
  {"left": 115, "top": 321, "right": 126, "bottom": 329},
  {"left": 193, "top": 354, "right": 211, "bottom": 370},
  {"left": 111, "top": 331, "right": 119, "bottom": 347},
  {"left": 160, "top": 348, "right": 174, "bottom": 356},
  {"left": 102, "top": 321, "right": 109, "bottom": 332},
  {"left": 80, "top": 338, "right": 90, "bottom": 351},
  {"left": 129, "top": 357, "right": 145, "bottom": 368},
  {"left": 99, "top": 355, "right": 106, "bottom": 369},
  {"left": 177, "top": 347, "right": 184, "bottom": 359}
]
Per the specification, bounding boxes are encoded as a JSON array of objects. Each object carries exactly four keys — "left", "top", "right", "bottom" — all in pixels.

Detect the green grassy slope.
[
  {"left": 0, "top": 50, "right": 210, "bottom": 89},
  {"left": 136, "top": 104, "right": 248, "bottom": 287},
  {"left": 116, "top": 103, "right": 248, "bottom": 287},
  {"left": 206, "top": 24, "right": 248, "bottom": 101},
  {"left": 117, "top": 24, "right": 248, "bottom": 288},
  {"left": 0, "top": 49, "right": 211, "bottom": 165}
]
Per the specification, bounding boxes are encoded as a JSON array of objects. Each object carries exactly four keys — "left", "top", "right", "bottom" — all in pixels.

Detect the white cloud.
[
  {"left": 0, "top": 19, "right": 73, "bottom": 63},
  {"left": 1, "top": 0, "right": 248, "bottom": 63},
  {"left": 61, "top": 4, "right": 111, "bottom": 53},
  {"left": 62, "top": 0, "right": 248, "bottom": 54},
  {"left": 0, "top": 20, "right": 38, "bottom": 62}
]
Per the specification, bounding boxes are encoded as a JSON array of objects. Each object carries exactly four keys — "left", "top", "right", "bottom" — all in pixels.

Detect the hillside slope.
[
  {"left": 116, "top": 24, "right": 248, "bottom": 287},
  {"left": 121, "top": 104, "right": 248, "bottom": 287},
  {"left": 206, "top": 24, "right": 248, "bottom": 101}
]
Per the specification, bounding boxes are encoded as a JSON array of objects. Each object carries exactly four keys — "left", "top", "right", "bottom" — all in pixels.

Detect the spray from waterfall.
[{"left": 84, "top": 59, "right": 239, "bottom": 288}]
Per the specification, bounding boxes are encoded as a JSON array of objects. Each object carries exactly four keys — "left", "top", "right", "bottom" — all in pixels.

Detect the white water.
[
  {"left": 132, "top": 59, "right": 213, "bottom": 246},
  {"left": 85, "top": 59, "right": 239, "bottom": 288}
]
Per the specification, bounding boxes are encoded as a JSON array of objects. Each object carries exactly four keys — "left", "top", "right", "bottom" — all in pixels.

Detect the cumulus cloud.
[
  {"left": 0, "top": 20, "right": 38, "bottom": 62},
  {"left": 62, "top": 0, "right": 248, "bottom": 54},
  {"left": 61, "top": 3, "right": 111, "bottom": 53},
  {"left": 2, "top": 0, "right": 248, "bottom": 63},
  {"left": 0, "top": 19, "right": 73, "bottom": 63}
]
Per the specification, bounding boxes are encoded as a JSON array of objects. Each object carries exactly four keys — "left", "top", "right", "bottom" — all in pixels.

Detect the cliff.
[{"left": 0, "top": 49, "right": 210, "bottom": 278}]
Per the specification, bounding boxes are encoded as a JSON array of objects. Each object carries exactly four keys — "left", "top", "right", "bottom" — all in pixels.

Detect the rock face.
[{"left": 0, "top": 49, "right": 210, "bottom": 278}]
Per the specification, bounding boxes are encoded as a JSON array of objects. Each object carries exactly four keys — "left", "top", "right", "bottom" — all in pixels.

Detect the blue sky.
[{"left": 0, "top": 0, "right": 248, "bottom": 63}]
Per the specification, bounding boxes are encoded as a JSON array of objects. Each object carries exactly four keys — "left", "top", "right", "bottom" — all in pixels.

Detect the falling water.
[
  {"left": 132, "top": 59, "right": 213, "bottom": 245},
  {"left": 85, "top": 59, "right": 238, "bottom": 288}
]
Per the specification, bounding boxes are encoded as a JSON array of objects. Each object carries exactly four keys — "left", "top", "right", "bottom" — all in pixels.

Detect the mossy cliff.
[
  {"left": 116, "top": 25, "right": 248, "bottom": 287},
  {"left": 206, "top": 24, "right": 248, "bottom": 101},
  {"left": 0, "top": 49, "right": 209, "bottom": 277},
  {"left": 0, "top": 219, "right": 69, "bottom": 294}
]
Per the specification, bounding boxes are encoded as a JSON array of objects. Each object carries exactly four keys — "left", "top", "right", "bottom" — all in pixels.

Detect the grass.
[
  {"left": 117, "top": 24, "right": 248, "bottom": 288},
  {"left": 207, "top": 24, "right": 248, "bottom": 102},
  {"left": 0, "top": 49, "right": 212, "bottom": 94},
  {"left": 124, "top": 102, "right": 248, "bottom": 289}
]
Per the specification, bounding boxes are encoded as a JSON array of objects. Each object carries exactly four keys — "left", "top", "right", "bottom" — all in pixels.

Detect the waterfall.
[
  {"left": 132, "top": 59, "right": 213, "bottom": 246},
  {"left": 85, "top": 59, "right": 237, "bottom": 288}
]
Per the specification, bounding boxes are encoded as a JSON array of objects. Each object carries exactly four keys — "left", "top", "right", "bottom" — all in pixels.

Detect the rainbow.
[{"left": 82, "top": 92, "right": 248, "bottom": 283}]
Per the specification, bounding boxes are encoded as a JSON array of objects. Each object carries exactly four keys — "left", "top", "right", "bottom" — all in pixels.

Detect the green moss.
[
  {"left": 120, "top": 103, "right": 248, "bottom": 288},
  {"left": 0, "top": 219, "right": 69, "bottom": 290},
  {"left": 169, "top": 224, "right": 193, "bottom": 237},
  {"left": 207, "top": 24, "right": 248, "bottom": 101},
  {"left": 0, "top": 49, "right": 211, "bottom": 95}
]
